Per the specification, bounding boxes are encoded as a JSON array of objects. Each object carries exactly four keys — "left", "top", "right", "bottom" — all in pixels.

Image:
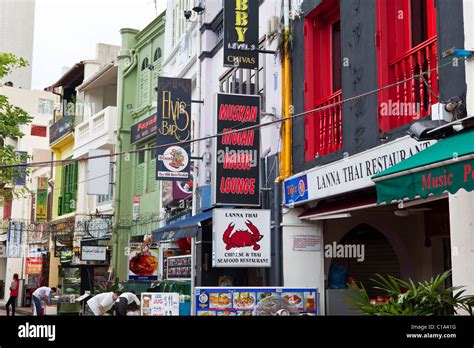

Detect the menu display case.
[
  {"left": 166, "top": 255, "right": 191, "bottom": 280},
  {"left": 59, "top": 266, "right": 81, "bottom": 315}
]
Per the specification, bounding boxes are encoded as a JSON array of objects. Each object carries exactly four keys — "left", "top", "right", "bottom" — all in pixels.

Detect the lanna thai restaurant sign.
[
  {"left": 212, "top": 209, "right": 271, "bottom": 267},
  {"left": 373, "top": 129, "right": 474, "bottom": 203},
  {"left": 285, "top": 136, "right": 436, "bottom": 205}
]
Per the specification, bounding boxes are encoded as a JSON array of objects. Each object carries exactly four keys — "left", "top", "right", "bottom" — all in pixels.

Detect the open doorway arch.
[{"left": 329, "top": 224, "right": 401, "bottom": 298}]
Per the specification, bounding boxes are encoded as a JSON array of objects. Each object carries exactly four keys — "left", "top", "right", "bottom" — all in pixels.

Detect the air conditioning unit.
[
  {"left": 267, "top": 16, "right": 279, "bottom": 37},
  {"left": 431, "top": 103, "right": 453, "bottom": 123}
]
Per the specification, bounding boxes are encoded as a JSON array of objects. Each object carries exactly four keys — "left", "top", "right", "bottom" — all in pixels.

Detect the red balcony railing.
[
  {"left": 313, "top": 89, "right": 343, "bottom": 157},
  {"left": 381, "top": 36, "right": 438, "bottom": 130}
]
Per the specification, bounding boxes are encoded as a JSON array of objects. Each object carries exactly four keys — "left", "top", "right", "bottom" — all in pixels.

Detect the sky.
[{"left": 32, "top": 0, "right": 166, "bottom": 89}]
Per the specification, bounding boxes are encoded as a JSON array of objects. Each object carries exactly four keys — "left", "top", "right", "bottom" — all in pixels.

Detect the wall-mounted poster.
[
  {"left": 156, "top": 77, "right": 192, "bottom": 181},
  {"left": 195, "top": 287, "right": 318, "bottom": 316},
  {"left": 166, "top": 255, "right": 191, "bottom": 280},
  {"left": 36, "top": 177, "right": 48, "bottom": 222},
  {"left": 212, "top": 209, "right": 270, "bottom": 267},
  {"left": 127, "top": 242, "right": 159, "bottom": 281},
  {"left": 141, "top": 292, "right": 180, "bottom": 316}
]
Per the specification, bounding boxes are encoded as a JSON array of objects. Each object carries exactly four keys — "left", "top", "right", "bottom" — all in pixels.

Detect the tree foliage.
[{"left": 0, "top": 53, "right": 33, "bottom": 197}]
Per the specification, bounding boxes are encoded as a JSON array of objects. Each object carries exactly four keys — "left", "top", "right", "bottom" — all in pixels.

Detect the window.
[
  {"left": 97, "top": 164, "right": 115, "bottom": 205},
  {"left": 58, "top": 161, "right": 78, "bottom": 216},
  {"left": 38, "top": 98, "right": 53, "bottom": 115},
  {"left": 31, "top": 125, "right": 47, "bottom": 137},
  {"left": 152, "top": 46, "right": 163, "bottom": 101},
  {"left": 135, "top": 148, "right": 146, "bottom": 196},
  {"left": 139, "top": 57, "right": 151, "bottom": 107},
  {"left": 154, "top": 47, "right": 162, "bottom": 61},
  {"left": 376, "top": 0, "right": 438, "bottom": 132},
  {"left": 304, "top": 0, "right": 342, "bottom": 160},
  {"left": 173, "top": 0, "right": 193, "bottom": 47},
  {"left": 147, "top": 146, "right": 158, "bottom": 193}
]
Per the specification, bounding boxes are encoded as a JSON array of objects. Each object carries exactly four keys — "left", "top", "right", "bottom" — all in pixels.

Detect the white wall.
[
  {"left": 282, "top": 208, "right": 325, "bottom": 314},
  {"left": 0, "top": 0, "right": 35, "bottom": 89}
]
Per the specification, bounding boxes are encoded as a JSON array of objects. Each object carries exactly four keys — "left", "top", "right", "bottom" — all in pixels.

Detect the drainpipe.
[
  {"left": 191, "top": 11, "right": 203, "bottom": 318},
  {"left": 273, "top": 0, "right": 292, "bottom": 286}
]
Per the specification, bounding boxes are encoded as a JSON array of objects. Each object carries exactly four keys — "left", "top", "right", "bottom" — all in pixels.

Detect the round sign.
[{"left": 162, "top": 146, "right": 189, "bottom": 172}]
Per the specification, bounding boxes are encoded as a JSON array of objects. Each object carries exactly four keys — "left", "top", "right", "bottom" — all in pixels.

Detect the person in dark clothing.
[{"left": 6, "top": 274, "right": 19, "bottom": 316}]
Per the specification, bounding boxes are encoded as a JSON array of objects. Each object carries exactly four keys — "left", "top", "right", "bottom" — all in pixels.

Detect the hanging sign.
[
  {"left": 214, "top": 93, "right": 261, "bottom": 206},
  {"left": 26, "top": 256, "right": 43, "bottom": 274},
  {"left": 130, "top": 114, "right": 157, "bottom": 145},
  {"left": 223, "top": 0, "right": 259, "bottom": 69},
  {"left": 156, "top": 77, "right": 192, "bottom": 181},
  {"left": 6, "top": 220, "right": 23, "bottom": 258},
  {"left": 36, "top": 177, "right": 48, "bottom": 222},
  {"left": 212, "top": 209, "right": 270, "bottom": 267}
]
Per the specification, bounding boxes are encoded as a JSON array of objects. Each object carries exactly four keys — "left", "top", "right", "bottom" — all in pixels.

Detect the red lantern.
[{"left": 177, "top": 238, "right": 191, "bottom": 252}]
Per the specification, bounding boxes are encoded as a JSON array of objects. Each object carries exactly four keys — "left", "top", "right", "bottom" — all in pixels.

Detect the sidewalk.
[{"left": 0, "top": 299, "right": 34, "bottom": 315}]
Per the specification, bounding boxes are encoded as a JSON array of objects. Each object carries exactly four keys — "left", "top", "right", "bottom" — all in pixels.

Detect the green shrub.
[{"left": 346, "top": 270, "right": 474, "bottom": 316}]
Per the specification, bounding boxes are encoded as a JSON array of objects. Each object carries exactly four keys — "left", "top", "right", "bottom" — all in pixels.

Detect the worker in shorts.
[
  {"left": 114, "top": 291, "right": 140, "bottom": 316},
  {"left": 85, "top": 291, "right": 121, "bottom": 316}
]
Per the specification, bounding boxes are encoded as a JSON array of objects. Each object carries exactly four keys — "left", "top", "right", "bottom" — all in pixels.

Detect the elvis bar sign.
[
  {"left": 156, "top": 77, "right": 192, "bottom": 181},
  {"left": 223, "top": 0, "right": 259, "bottom": 69},
  {"left": 214, "top": 93, "right": 261, "bottom": 206}
]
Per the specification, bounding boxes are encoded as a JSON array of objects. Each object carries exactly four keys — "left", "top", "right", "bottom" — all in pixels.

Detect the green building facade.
[{"left": 113, "top": 13, "right": 165, "bottom": 281}]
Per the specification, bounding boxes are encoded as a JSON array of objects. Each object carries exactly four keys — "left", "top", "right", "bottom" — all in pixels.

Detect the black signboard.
[
  {"left": 156, "top": 77, "right": 192, "bottom": 181},
  {"left": 223, "top": 0, "right": 259, "bottom": 69},
  {"left": 130, "top": 114, "right": 157, "bottom": 144},
  {"left": 214, "top": 93, "right": 261, "bottom": 206},
  {"left": 49, "top": 115, "right": 74, "bottom": 145}
]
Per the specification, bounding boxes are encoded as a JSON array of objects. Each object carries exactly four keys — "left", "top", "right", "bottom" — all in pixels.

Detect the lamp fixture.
[{"left": 192, "top": 0, "right": 205, "bottom": 14}]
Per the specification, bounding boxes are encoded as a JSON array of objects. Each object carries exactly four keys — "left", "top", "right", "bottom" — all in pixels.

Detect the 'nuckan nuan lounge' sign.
[
  {"left": 214, "top": 93, "right": 261, "bottom": 206},
  {"left": 223, "top": 0, "right": 259, "bottom": 69}
]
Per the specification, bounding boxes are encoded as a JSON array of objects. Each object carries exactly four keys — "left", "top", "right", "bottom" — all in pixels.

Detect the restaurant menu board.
[
  {"left": 127, "top": 243, "right": 159, "bottom": 281},
  {"left": 167, "top": 255, "right": 191, "bottom": 280},
  {"left": 141, "top": 292, "right": 180, "bottom": 316},
  {"left": 195, "top": 287, "right": 318, "bottom": 316}
]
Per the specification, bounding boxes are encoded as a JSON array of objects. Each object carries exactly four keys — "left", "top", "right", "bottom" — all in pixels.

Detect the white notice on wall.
[{"left": 293, "top": 235, "right": 321, "bottom": 252}]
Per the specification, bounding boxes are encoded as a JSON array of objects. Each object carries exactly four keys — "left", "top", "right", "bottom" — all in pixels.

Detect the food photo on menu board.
[
  {"left": 127, "top": 241, "right": 159, "bottom": 281},
  {"left": 195, "top": 287, "right": 318, "bottom": 316}
]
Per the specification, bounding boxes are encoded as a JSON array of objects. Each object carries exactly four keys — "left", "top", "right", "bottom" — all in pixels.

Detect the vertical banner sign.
[
  {"left": 36, "top": 177, "right": 48, "bottom": 222},
  {"left": 6, "top": 220, "right": 23, "bottom": 258},
  {"left": 223, "top": 0, "right": 259, "bottom": 69},
  {"left": 214, "top": 93, "right": 261, "bottom": 206},
  {"left": 156, "top": 77, "right": 192, "bottom": 181},
  {"left": 132, "top": 196, "right": 140, "bottom": 221},
  {"left": 212, "top": 209, "right": 270, "bottom": 267}
]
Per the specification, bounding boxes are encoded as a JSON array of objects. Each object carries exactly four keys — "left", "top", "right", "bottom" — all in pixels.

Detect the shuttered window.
[
  {"left": 139, "top": 57, "right": 151, "bottom": 107},
  {"left": 152, "top": 47, "right": 163, "bottom": 102},
  {"left": 59, "top": 161, "right": 78, "bottom": 215},
  {"left": 135, "top": 149, "right": 146, "bottom": 196}
]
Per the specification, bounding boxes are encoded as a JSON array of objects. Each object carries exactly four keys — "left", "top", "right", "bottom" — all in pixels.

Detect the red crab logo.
[{"left": 223, "top": 220, "right": 263, "bottom": 250}]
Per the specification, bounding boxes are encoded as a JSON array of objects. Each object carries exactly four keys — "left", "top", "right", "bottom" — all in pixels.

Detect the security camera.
[{"left": 184, "top": 10, "right": 192, "bottom": 20}]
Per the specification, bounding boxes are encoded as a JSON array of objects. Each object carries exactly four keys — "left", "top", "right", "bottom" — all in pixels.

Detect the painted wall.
[
  {"left": 115, "top": 14, "right": 166, "bottom": 281},
  {"left": 282, "top": 208, "right": 325, "bottom": 314},
  {"left": 291, "top": 0, "right": 467, "bottom": 174}
]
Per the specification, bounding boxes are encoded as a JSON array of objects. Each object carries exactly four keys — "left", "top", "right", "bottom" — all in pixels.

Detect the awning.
[
  {"left": 372, "top": 129, "right": 474, "bottom": 204},
  {"left": 299, "top": 194, "right": 377, "bottom": 220},
  {"left": 152, "top": 210, "right": 213, "bottom": 242}
]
